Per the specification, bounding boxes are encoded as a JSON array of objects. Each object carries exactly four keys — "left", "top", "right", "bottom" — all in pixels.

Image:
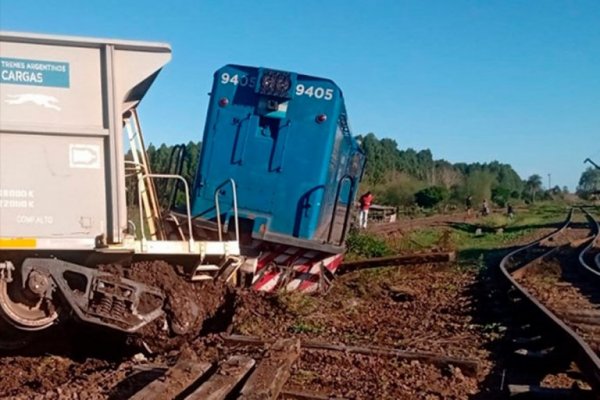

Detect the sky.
[{"left": 1, "top": 0, "right": 598, "bottom": 190}]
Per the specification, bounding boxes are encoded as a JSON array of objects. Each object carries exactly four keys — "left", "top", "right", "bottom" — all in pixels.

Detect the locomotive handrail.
[
  {"left": 327, "top": 174, "right": 355, "bottom": 245},
  {"left": 139, "top": 173, "right": 195, "bottom": 251},
  {"left": 214, "top": 178, "right": 240, "bottom": 243}
]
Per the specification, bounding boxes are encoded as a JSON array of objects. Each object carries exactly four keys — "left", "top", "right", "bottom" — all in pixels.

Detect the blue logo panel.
[{"left": 0, "top": 57, "right": 70, "bottom": 88}]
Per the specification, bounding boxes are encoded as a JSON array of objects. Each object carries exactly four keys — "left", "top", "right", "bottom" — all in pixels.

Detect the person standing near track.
[
  {"left": 482, "top": 199, "right": 490, "bottom": 216},
  {"left": 507, "top": 202, "right": 514, "bottom": 219},
  {"left": 466, "top": 195, "right": 473, "bottom": 216},
  {"left": 358, "top": 191, "right": 374, "bottom": 229}
]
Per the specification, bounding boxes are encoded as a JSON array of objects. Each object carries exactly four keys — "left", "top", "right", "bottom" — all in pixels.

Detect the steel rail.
[
  {"left": 499, "top": 208, "right": 600, "bottom": 390},
  {"left": 579, "top": 208, "right": 600, "bottom": 277}
]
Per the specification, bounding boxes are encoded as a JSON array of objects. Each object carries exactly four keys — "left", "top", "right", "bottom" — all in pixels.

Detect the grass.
[
  {"left": 291, "top": 369, "right": 319, "bottom": 384},
  {"left": 277, "top": 292, "right": 320, "bottom": 316},
  {"left": 345, "top": 230, "right": 393, "bottom": 260},
  {"left": 454, "top": 203, "right": 569, "bottom": 265},
  {"left": 346, "top": 203, "right": 569, "bottom": 267},
  {"left": 288, "top": 321, "right": 324, "bottom": 334}
]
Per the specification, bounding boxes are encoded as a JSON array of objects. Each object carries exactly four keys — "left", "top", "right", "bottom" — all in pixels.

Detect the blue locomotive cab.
[{"left": 190, "top": 65, "right": 365, "bottom": 253}]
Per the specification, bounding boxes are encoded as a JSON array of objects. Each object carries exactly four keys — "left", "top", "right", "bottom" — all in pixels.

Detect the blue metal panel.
[{"left": 190, "top": 65, "right": 364, "bottom": 246}]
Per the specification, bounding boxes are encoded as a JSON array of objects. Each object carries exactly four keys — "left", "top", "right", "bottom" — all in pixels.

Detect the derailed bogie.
[{"left": 0, "top": 258, "right": 164, "bottom": 341}]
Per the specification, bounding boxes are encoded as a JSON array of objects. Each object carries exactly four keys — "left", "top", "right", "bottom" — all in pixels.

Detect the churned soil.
[
  {"left": 125, "top": 261, "right": 233, "bottom": 351},
  {"left": 0, "top": 325, "right": 131, "bottom": 400},
  {"left": 98, "top": 261, "right": 232, "bottom": 350}
]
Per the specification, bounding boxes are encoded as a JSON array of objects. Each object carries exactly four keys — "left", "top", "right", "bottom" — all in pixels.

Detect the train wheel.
[{"left": 0, "top": 273, "right": 58, "bottom": 335}]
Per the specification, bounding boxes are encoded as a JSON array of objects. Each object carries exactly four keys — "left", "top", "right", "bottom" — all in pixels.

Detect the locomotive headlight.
[
  {"left": 275, "top": 75, "right": 290, "bottom": 92},
  {"left": 316, "top": 114, "right": 327, "bottom": 123},
  {"left": 261, "top": 74, "right": 275, "bottom": 92},
  {"left": 259, "top": 70, "right": 291, "bottom": 97}
]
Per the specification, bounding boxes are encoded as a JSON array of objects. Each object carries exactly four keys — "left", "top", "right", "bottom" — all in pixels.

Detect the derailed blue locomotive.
[{"left": 189, "top": 65, "right": 365, "bottom": 291}]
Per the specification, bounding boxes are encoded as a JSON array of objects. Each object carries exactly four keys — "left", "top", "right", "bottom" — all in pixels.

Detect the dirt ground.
[
  {"left": 0, "top": 214, "right": 563, "bottom": 399},
  {"left": 229, "top": 264, "right": 485, "bottom": 399},
  {"left": 369, "top": 211, "right": 473, "bottom": 236}
]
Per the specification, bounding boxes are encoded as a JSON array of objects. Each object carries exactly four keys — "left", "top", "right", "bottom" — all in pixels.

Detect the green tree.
[
  {"left": 577, "top": 168, "right": 600, "bottom": 199},
  {"left": 128, "top": 141, "right": 204, "bottom": 208},
  {"left": 465, "top": 170, "right": 495, "bottom": 204},
  {"left": 414, "top": 186, "right": 448, "bottom": 208},
  {"left": 525, "top": 174, "right": 543, "bottom": 203},
  {"left": 374, "top": 172, "right": 425, "bottom": 207},
  {"left": 491, "top": 186, "right": 511, "bottom": 207},
  {"left": 357, "top": 132, "right": 524, "bottom": 208}
]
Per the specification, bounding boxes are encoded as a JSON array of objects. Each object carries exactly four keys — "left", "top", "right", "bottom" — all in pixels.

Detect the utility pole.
[{"left": 548, "top": 173, "right": 551, "bottom": 190}]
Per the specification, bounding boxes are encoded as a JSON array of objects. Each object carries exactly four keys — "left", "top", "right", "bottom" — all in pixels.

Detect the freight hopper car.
[
  {"left": 181, "top": 65, "right": 366, "bottom": 292},
  {"left": 0, "top": 32, "right": 243, "bottom": 347}
]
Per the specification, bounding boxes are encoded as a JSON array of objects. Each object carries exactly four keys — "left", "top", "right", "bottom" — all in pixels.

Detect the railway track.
[
  {"left": 114, "top": 338, "right": 303, "bottom": 400},
  {"left": 499, "top": 207, "right": 600, "bottom": 398},
  {"left": 116, "top": 333, "right": 481, "bottom": 400},
  {"left": 579, "top": 209, "right": 600, "bottom": 278}
]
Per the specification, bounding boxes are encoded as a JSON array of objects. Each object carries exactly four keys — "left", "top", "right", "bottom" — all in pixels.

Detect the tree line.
[
  {"left": 578, "top": 167, "right": 600, "bottom": 199},
  {"left": 125, "top": 141, "right": 202, "bottom": 208},
  {"left": 358, "top": 133, "right": 568, "bottom": 209}
]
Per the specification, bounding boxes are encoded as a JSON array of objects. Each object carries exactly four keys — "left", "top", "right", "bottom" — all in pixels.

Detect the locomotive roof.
[{"left": 219, "top": 64, "right": 342, "bottom": 92}]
